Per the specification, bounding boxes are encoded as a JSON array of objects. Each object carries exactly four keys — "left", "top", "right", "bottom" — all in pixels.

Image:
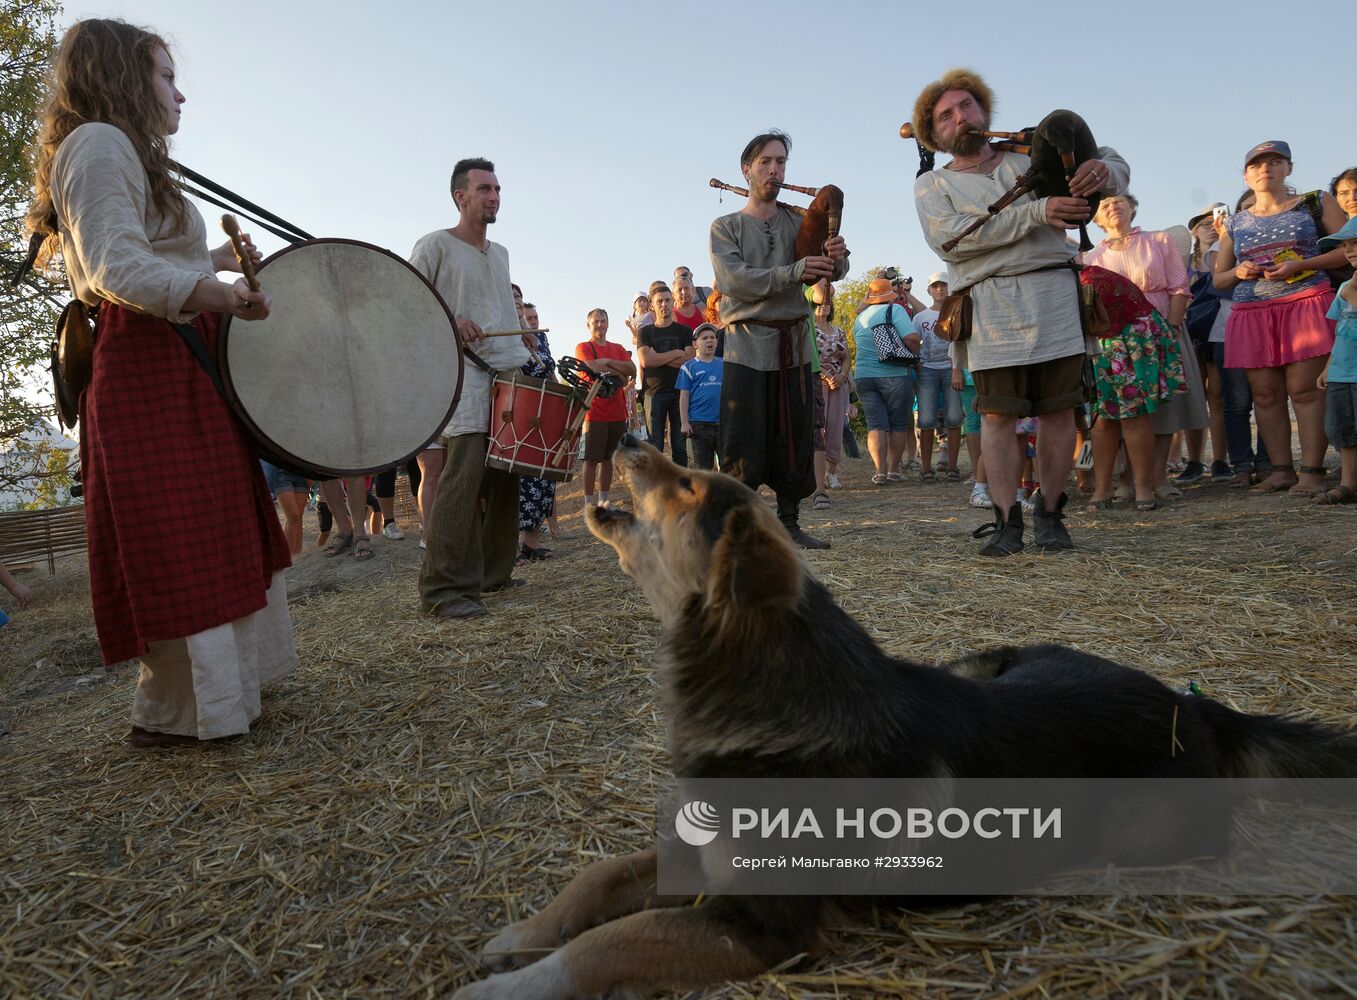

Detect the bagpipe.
[
  {"left": 708, "top": 178, "right": 843, "bottom": 284},
  {"left": 901, "top": 109, "right": 1104, "bottom": 252}
]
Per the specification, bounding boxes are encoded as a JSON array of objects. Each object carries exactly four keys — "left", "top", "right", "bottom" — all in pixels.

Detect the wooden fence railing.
[{"left": 0, "top": 505, "right": 87, "bottom": 574}]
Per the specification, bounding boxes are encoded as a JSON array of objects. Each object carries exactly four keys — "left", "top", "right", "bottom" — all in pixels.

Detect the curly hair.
[
  {"left": 704, "top": 288, "right": 722, "bottom": 326},
  {"left": 26, "top": 18, "right": 187, "bottom": 266},
  {"left": 910, "top": 68, "right": 995, "bottom": 153}
]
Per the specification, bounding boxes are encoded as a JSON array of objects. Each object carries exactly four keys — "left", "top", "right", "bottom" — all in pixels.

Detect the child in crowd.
[
  {"left": 677, "top": 324, "right": 724, "bottom": 470},
  {"left": 1315, "top": 218, "right": 1357, "bottom": 505}
]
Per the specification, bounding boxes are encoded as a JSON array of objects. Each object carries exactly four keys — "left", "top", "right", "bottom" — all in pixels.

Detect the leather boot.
[
  {"left": 973, "top": 502, "right": 1024, "bottom": 557},
  {"left": 1032, "top": 490, "right": 1073, "bottom": 551},
  {"left": 777, "top": 495, "right": 830, "bottom": 550}
]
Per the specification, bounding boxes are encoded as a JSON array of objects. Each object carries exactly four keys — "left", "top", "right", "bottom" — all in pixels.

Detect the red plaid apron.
[{"left": 80, "top": 305, "right": 292, "bottom": 665}]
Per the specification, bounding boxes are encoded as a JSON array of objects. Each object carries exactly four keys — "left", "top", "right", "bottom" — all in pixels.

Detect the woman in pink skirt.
[{"left": 1214, "top": 141, "right": 1348, "bottom": 496}]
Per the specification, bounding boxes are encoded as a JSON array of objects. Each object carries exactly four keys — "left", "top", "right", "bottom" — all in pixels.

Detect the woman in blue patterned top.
[{"left": 1213, "top": 141, "right": 1348, "bottom": 497}]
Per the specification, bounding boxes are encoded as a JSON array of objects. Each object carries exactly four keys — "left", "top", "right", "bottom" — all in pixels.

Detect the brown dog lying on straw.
[{"left": 453, "top": 435, "right": 1357, "bottom": 1000}]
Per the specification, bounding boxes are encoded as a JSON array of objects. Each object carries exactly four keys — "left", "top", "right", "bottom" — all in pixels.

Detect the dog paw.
[
  {"left": 482, "top": 917, "right": 559, "bottom": 972},
  {"left": 451, "top": 975, "right": 516, "bottom": 1000},
  {"left": 455, "top": 954, "right": 571, "bottom": 1000}
]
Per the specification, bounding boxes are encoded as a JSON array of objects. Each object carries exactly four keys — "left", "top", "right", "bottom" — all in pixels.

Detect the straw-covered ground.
[{"left": 3, "top": 459, "right": 1356, "bottom": 998}]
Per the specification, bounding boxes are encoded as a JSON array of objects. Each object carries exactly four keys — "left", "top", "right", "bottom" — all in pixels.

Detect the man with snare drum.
[{"left": 410, "top": 157, "right": 530, "bottom": 620}]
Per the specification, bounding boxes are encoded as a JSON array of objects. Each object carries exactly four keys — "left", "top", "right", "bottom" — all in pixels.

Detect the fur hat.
[{"left": 911, "top": 68, "right": 995, "bottom": 153}]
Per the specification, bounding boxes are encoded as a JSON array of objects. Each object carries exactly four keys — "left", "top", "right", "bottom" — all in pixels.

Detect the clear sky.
[{"left": 68, "top": 0, "right": 1353, "bottom": 349}]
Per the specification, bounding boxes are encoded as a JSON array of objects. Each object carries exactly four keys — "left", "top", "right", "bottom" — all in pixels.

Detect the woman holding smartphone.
[{"left": 1213, "top": 141, "right": 1347, "bottom": 496}]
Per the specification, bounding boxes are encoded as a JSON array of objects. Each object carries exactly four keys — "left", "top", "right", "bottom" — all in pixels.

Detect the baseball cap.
[
  {"left": 1188, "top": 202, "right": 1228, "bottom": 229},
  {"left": 1318, "top": 216, "right": 1357, "bottom": 251},
  {"left": 1243, "top": 140, "right": 1291, "bottom": 169},
  {"left": 927, "top": 271, "right": 948, "bottom": 286}
]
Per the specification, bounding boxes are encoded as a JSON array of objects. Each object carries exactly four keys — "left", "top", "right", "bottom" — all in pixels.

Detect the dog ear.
[{"left": 705, "top": 505, "right": 802, "bottom": 615}]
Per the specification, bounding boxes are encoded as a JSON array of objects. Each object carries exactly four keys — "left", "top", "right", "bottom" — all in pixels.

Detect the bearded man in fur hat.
[{"left": 912, "top": 69, "right": 1128, "bottom": 556}]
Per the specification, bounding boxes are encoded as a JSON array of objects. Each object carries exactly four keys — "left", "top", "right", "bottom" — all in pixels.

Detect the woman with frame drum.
[{"left": 26, "top": 18, "right": 295, "bottom": 749}]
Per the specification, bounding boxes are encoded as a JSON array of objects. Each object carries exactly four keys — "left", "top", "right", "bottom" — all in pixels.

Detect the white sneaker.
[
  {"left": 826, "top": 473, "right": 843, "bottom": 489},
  {"left": 1021, "top": 488, "right": 1039, "bottom": 513},
  {"left": 419, "top": 539, "right": 427, "bottom": 550},
  {"left": 382, "top": 522, "right": 405, "bottom": 540},
  {"left": 969, "top": 488, "right": 993, "bottom": 509}
]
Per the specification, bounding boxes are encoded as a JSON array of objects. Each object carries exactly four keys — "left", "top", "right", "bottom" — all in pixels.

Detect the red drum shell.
[{"left": 485, "top": 371, "right": 584, "bottom": 482}]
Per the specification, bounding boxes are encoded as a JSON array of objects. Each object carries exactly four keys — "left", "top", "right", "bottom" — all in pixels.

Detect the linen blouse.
[
  {"left": 914, "top": 145, "right": 1129, "bottom": 372},
  {"left": 408, "top": 229, "right": 528, "bottom": 438},
  {"left": 1082, "top": 228, "right": 1190, "bottom": 319},
  {"left": 50, "top": 123, "right": 216, "bottom": 322}
]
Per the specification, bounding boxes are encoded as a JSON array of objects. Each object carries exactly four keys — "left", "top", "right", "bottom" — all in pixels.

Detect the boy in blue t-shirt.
[
  {"left": 1315, "top": 218, "right": 1357, "bottom": 505},
  {"left": 677, "top": 323, "right": 724, "bottom": 470}
]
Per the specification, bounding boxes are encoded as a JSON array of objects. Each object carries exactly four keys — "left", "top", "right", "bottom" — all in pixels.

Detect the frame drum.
[{"left": 219, "top": 239, "right": 463, "bottom": 478}]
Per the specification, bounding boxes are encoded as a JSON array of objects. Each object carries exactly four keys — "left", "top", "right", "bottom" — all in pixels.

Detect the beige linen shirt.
[
  {"left": 51, "top": 123, "right": 215, "bottom": 323},
  {"left": 408, "top": 229, "right": 528, "bottom": 438},
  {"left": 914, "top": 147, "right": 1128, "bottom": 372},
  {"left": 709, "top": 207, "right": 848, "bottom": 371}
]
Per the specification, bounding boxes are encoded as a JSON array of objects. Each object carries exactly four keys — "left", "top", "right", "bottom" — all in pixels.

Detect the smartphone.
[{"left": 1212, "top": 205, "right": 1229, "bottom": 223}]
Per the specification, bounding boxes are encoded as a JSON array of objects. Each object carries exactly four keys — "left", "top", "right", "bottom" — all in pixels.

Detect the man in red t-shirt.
[
  {"left": 671, "top": 272, "right": 707, "bottom": 331},
  {"left": 575, "top": 308, "right": 637, "bottom": 507}
]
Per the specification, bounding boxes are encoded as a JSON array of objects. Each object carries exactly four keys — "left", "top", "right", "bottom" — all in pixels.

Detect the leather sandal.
[
  {"left": 1289, "top": 466, "right": 1329, "bottom": 497},
  {"left": 1311, "top": 485, "right": 1357, "bottom": 506},
  {"left": 1249, "top": 466, "right": 1297, "bottom": 495}
]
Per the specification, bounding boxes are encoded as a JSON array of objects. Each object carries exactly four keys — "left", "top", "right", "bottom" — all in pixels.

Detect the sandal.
[
  {"left": 323, "top": 533, "right": 353, "bottom": 557},
  {"left": 1084, "top": 498, "right": 1114, "bottom": 513},
  {"left": 1311, "top": 485, "right": 1357, "bottom": 506},
  {"left": 871, "top": 474, "right": 889, "bottom": 485},
  {"left": 887, "top": 472, "right": 903, "bottom": 482},
  {"left": 353, "top": 536, "right": 374, "bottom": 560},
  {"left": 1249, "top": 466, "right": 1298, "bottom": 495},
  {"left": 921, "top": 470, "right": 937, "bottom": 484},
  {"left": 519, "top": 543, "right": 552, "bottom": 561},
  {"left": 944, "top": 468, "right": 962, "bottom": 482},
  {"left": 1134, "top": 498, "right": 1158, "bottom": 512},
  {"left": 813, "top": 491, "right": 832, "bottom": 509},
  {"left": 1289, "top": 466, "right": 1329, "bottom": 497}
]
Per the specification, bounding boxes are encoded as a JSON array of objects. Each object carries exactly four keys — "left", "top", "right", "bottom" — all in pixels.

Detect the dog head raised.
[{"left": 586, "top": 435, "right": 802, "bottom": 630}]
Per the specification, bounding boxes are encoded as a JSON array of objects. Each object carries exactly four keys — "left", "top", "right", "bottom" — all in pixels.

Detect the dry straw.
[{"left": 2, "top": 458, "right": 1355, "bottom": 997}]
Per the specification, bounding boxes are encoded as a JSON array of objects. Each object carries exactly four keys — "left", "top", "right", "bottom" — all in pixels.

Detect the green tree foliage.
[{"left": 1, "top": 1, "right": 69, "bottom": 500}]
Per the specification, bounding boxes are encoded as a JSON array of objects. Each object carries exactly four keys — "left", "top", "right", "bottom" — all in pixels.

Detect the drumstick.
[
  {"left": 481, "top": 327, "right": 550, "bottom": 338},
  {"left": 221, "top": 214, "right": 260, "bottom": 292}
]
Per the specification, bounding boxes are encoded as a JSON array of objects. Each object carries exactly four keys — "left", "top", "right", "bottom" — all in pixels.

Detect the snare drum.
[{"left": 485, "top": 371, "right": 585, "bottom": 482}]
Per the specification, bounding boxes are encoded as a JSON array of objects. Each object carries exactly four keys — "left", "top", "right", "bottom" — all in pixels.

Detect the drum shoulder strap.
[
  {"left": 171, "top": 321, "right": 229, "bottom": 400},
  {"left": 464, "top": 347, "right": 495, "bottom": 375}
]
